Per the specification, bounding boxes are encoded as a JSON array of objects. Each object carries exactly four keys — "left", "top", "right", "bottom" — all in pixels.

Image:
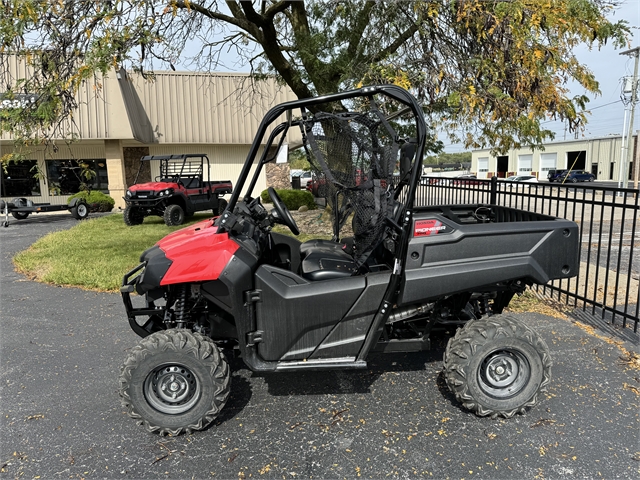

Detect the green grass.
[{"left": 13, "top": 213, "right": 214, "bottom": 292}]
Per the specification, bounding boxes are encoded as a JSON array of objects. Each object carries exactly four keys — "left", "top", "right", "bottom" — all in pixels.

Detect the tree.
[
  {"left": 0, "top": 0, "right": 629, "bottom": 157},
  {"left": 424, "top": 151, "right": 472, "bottom": 166},
  {"left": 288, "top": 148, "right": 311, "bottom": 171}
]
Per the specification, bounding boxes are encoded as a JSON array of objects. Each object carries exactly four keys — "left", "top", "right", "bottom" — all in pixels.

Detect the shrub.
[
  {"left": 69, "top": 191, "right": 115, "bottom": 212},
  {"left": 261, "top": 188, "right": 316, "bottom": 211}
]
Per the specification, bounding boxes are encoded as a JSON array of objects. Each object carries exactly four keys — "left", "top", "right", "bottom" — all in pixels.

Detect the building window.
[
  {"left": 477, "top": 157, "right": 489, "bottom": 173},
  {"left": 46, "top": 159, "right": 109, "bottom": 195},
  {"left": 0, "top": 160, "right": 41, "bottom": 196},
  {"left": 540, "top": 153, "right": 557, "bottom": 172},
  {"left": 518, "top": 154, "right": 532, "bottom": 173}
]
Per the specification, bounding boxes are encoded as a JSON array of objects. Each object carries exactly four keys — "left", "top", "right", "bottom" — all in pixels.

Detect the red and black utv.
[
  {"left": 123, "top": 154, "right": 232, "bottom": 226},
  {"left": 119, "top": 86, "right": 580, "bottom": 435}
]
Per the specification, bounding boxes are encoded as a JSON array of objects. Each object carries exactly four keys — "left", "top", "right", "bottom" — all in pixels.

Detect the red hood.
[
  {"left": 157, "top": 219, "right": 240, "bottom": 284},
  {"left": 158, "top": 219, "right": 217, "bottom": 248},
  {"left": 130, "top": 181, "right": 178, "bottom": 191}
]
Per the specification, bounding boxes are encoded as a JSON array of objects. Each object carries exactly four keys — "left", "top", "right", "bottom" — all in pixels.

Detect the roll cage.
[{"left": 221, "top": 85, "right": 428, "bottom": 359}]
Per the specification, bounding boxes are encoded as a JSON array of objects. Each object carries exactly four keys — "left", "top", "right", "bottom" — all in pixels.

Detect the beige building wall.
[
  {"left": 129, "top": 71, "right": 297, "bottom": 145},
  {"left": 2, "top": 63, "right": 299, "bottom": 207},
  {"left": 1, "top": 55, "right": 133, "bottom": 142}
]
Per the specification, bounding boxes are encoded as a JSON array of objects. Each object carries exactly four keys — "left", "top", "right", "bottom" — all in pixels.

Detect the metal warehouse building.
[
  {"left": 471, "top": 134, "right": 639, "bottom": 184},
  {"left": 1, "top": 58, "right": 298, "bottom": 209}
]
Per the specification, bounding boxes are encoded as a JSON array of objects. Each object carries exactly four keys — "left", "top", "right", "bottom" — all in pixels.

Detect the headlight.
[{"left": 126, "top": 190, "right": 132, "bottom": 197}]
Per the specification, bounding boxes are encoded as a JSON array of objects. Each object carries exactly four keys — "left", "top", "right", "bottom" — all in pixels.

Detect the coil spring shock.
[
  {"left": 480, "top": 296, "right": 491, "bottom": 317},
  {"left": 173, "top": 284, "right": 190, "bottom": 328}
]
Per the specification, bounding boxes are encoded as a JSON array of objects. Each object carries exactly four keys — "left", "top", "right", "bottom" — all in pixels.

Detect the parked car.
[
  {"left": 557, "top": 170, "right": 595, "bottom": 183},
  {"left": 505, "top": 175, "right": 538, "bottom": 183},
  {"left": 452, "top": 174, "right": 483, "bottom": 185},
  {"left": 547, "top": 169, "right": 565, "bottom": 182},
  {"left": 420, "top": 176, "right": 447, "bottom": 186},
  {"left": 292, "top": 170, "right": 313, "bottom": 189},
  {"left": 307, "top": 175, "right": 327, "bottom": 197}
]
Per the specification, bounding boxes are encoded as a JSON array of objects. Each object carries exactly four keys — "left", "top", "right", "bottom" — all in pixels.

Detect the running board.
[{"left": 275, "top": 357, "right": 367, "bottom": 371}]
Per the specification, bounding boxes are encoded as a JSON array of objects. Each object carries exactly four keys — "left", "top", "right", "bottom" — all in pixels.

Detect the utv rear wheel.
[
  {"left": 443, "top": 314, "right": 552, "bottom": 418},
  {"left": 119, "top": 329, "right": 230, "bottom": 435},
  {"left": 164, "top": 204, "right": 185, "bottom": 226},
  {"left": 123, "top": 205, "right": 144, "bottom": 226}
]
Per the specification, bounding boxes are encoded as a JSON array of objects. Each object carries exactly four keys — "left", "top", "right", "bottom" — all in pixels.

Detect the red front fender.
[{"left": 157, "top": 219, "right": 239, "bottom": 285}]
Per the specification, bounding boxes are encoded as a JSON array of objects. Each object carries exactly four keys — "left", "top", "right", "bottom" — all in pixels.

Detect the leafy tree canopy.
[
  {"left": 288, "top": 148, "right": 311, "bottom": 171},
  {"left": 424, "top": 151, "right": 472, "bottom": 166},
  {"left": 0, "top": 0, "right": 630, "bottom": 157}
]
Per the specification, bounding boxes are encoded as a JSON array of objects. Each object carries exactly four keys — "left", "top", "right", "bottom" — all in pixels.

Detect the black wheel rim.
[
  {"left": 144, "top": 363, "right": 201, "bottom": 414},
  {"left": 477, "top": 349, "right": 531, "bottom": 399}
]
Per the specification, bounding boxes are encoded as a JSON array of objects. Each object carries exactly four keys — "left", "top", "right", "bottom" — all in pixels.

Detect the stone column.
[
  {"left": 104, "top": 140, "right": 127, "bottom": 209},
  {"left": 123, "top": 147, "right": 150, "bottom": 186},
  {"left": 265, "top": 162, "right": 292, "bottom": 190}
]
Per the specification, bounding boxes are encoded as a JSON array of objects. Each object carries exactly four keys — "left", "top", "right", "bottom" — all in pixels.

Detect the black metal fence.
[{"left": 416, "top": 177, "right": 640, "bottom": 332}]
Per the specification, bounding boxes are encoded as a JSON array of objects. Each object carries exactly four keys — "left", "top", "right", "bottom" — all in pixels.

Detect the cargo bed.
[{"left": 400, "top": 204, "right": 580, "bottom": 304}]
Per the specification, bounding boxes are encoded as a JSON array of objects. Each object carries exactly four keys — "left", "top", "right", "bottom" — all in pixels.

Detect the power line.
[{"left": 540, "top": 99, "right": 623, "bottom": 125}]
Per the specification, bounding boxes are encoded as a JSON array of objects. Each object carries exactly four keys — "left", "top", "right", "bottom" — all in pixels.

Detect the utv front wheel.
[
  {"left": 119, "top": 329, "right": 231, "bottom": 435},
  {"left": 164, "top": 204, "right": 185, "bottom": 226},
  {"left": 443, "top": 315, "right": 552, "bottom": 418},
  {"left": 123, "top": 205, "right": 144, "bottom": 226}
]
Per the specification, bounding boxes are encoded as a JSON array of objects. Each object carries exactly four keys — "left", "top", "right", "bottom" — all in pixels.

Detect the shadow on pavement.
[{"left": 570, "top": 307, "right": 639, "bottom": 346}]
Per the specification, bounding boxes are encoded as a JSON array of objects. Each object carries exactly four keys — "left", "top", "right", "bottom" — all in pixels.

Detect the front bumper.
[
  {"left": 121, "top": 263, "right": 166, "bottom": 338},
  {"left": 125, "top": 197, "right": 164, "bottom": 208}
]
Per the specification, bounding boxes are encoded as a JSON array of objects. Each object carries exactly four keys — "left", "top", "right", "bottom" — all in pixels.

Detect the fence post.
[{"left": 490, "top": 176, "right": 498, "bottom": 205}]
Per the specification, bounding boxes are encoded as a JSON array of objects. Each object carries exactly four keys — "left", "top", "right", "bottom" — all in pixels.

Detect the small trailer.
[{"left": 1, "top": 197, "right": 89, "bottom": 227}]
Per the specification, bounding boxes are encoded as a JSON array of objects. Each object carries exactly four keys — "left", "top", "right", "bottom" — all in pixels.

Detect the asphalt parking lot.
[{"left": 1, "top": 214, "right": 639, "bottom": 479}]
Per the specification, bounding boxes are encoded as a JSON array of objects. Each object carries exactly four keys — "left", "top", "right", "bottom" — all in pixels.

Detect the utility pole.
[
  {"left": 634, "top": 129, "right": 639, "bottom": 191},
  {"left": 620, "top": 46, "right": 640, "bottom": 189}
]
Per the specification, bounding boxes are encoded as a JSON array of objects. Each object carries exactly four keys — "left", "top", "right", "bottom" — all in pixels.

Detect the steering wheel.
[{"left": 268, "top": 187, "right": 299, "bottom": 235}]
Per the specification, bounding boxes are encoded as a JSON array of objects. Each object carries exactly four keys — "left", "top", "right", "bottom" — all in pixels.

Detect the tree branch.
[
  {"left": 173, "top": 1, "right": 237, "bottom": 28},
  {"left": 264, "top": 1, "right": 293, "bottom": 20},
  {"left": 346, "top": 1, "right": 375, "bottom": 60},
  {"left": 369, "top": 23, "right": 419, "bottom": 64},
  {"left": 237, "top": 0, "right": 265, "bottom": 27}
]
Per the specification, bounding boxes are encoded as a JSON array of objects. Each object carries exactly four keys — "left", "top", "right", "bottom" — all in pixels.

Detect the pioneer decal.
[{"left": 413, "top": 218, "right": 453, "bottom": 237}]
